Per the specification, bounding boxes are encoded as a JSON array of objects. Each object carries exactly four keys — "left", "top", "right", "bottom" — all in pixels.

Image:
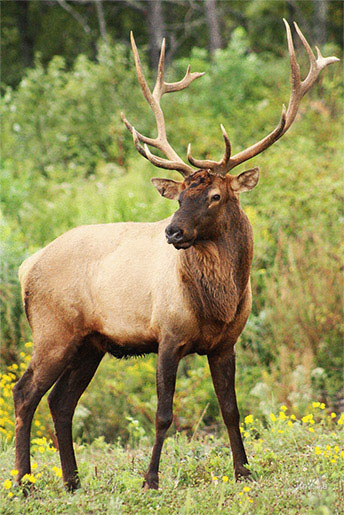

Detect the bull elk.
[{"left": 13, "top": 20, "right": 338, "bottom": 491}]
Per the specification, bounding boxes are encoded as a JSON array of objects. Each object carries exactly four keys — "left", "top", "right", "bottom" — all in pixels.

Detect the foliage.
[
  {"left": 1, "top": 43, "right": 141, "bottom": 178},
  {"left": 0, "top": 405, "right": 343, "bottom": 514},
  {"left": 2, "top": 1, "right": 343, "bottom": 87}
]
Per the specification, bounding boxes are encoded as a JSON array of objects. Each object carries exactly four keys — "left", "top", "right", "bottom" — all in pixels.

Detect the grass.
[{"left": 1, "top": 408, "right": 343, "bottom": 514}]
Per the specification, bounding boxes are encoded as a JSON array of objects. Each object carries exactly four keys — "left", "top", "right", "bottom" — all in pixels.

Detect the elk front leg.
[
  {"left": 208, "top": 349, "right": 250, "bottom": 480},
  {"left": 143, "top": 344, "right": 180, "bottom": 490}
]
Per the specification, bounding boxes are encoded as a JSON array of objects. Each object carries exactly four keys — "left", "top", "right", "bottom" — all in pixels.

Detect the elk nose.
[{"left": 165, "top": 224, "right": 184, "bottom": 243}]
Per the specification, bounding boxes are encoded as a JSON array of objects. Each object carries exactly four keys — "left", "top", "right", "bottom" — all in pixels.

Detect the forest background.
[{"left": 1, "top": 0, "right": 343, "bottom": 446}]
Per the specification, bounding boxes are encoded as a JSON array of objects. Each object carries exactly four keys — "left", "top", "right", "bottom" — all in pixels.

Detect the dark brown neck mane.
[{"left": 180, "top": 202, "right": 253, "bottom": 323}]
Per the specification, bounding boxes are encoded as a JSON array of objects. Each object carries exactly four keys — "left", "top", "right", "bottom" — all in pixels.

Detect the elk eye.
[{"left": 211, "top": 194, "right": 221, "bottom": 202}]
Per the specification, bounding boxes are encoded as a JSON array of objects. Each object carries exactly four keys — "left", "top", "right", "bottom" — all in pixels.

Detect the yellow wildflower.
[
  {"left": 249, "top": 499, "right": 253, "bottom": 503},
  {"left": 278, "top": 430, "right": 284, "bottom": 434},
  {"left": 25, "top": 342, "right": 33, "bottom": 348},
  {"left": 38, "top": 446, "right": 45, "bottom": 453},
  {"left": 212, "top": 476, "right": 218, "bottom": 481},
  {"left": 22, "top": 474, "right": 36, "bottom": 483},
  {"left": 312, "top": 402, "right": 320, "bottom": 408},
  {"left": 320, "top": 403, "right": 325, "bottom": 410},
  {"left": 32, "top": 462, "right": 38, "bottom": 470},
  {"left": 302, "top": 414, "right": 314, "bottom": 424},
  {"left": 290, "top": 414, "right": 296, "bottom": 420},
  {"left": 238, "top": 492, "right": 243, "bottom": 496},
  {"left": 10, "top": 470, "right": 18, "bottom": 477},
  {"left": 287, "top": 421, "right": 293, "bottom": 427},
  {"left": 222, "top": 476, "right": 229, "bottom": 482},
  {"left": 245, "top": 414, "right": 253, "bottom": 425},
  {"left": 280, "top": 405, "right": 287, "bottom": 412},
  {"left": 314, "top": 447, "right": 322, "bottom": 455},
  {"left": 8, "top": 492, "right": 13, "bottom": 498},
  {"left": 330, "top": 412, "right": 336, "bottom": 418},
  {"left": 279, "top": 411, "right": 287, "bottom": 420},
  {"left": 308, "top": 427, "right": 314, "bottom": 433},
  {"left": 270, "top": 413, "right": 277, "bottom": 422},
  {"left": 3, "top": 479, "right": 12, "bottom": 490}
]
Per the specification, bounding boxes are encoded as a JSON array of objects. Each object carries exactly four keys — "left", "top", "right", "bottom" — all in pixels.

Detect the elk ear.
[
  {"left": 151, "top": 178, "right": 184, "bottom": 200},
  {"left": 231, "top": 167, "right": 259, "bottom": 193}
]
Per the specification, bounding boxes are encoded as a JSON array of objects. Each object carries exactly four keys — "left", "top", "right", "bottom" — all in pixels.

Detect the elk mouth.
[{"left": 170, "top": 239, "right": 195, "bottom": 250}]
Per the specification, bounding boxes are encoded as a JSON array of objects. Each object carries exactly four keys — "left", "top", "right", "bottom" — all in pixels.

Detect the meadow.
[
  {"left": 0, "top": 28, "right": 343, "bottom": 513},
  {"left": 1, "top": 352, "right": 343, "bottom": 514}
]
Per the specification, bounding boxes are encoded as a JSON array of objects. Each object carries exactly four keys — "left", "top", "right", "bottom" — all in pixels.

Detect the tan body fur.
[{"left": 20, "top": 213, "right": 252, "bottom": 362}]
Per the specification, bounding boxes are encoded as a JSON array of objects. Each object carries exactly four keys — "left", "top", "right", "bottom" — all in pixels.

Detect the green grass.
[{"left": 1, "top": 410, "right": 343, "bottom": 514}]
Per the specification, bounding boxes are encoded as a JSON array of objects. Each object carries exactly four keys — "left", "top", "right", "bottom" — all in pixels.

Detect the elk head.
[
  {"left": 152, "top": 169, "right": 259, "bottom": 249},
  {"left": 121, "top": 21, "right": 339, "bottom": 250}
]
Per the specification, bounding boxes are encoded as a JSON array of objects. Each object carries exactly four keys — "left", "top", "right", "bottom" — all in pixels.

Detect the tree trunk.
[
  {"left": 146, "top": 0, "right": 165, "bottom": 69},
  {"left": 95, "top": 0, "right": 107, "bottom": 41},
  {"left": 17, "top": 1, "right": 34, "bottom": 68},
  {"left": 205, "top": 0, "right": 222, "bottom": 55},
  {"left": 313, "top": 0, "right": 328, "bottom": 46}
]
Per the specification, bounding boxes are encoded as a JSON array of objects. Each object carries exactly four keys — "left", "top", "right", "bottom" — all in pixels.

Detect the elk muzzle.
[{"left": 165, "top": 223, "right": 195, "bottom": 249}]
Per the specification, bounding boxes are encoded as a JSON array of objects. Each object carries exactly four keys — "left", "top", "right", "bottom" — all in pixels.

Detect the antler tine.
[
  {"left": 143, "top": 144, "right": 192, "bottom": 177},
  {"left": 122, "top": 32, "right": 204, "bottom": 177},
  {"left": 129, "top": 31, "right": 154, "bottom": 108},
  {"left": 153, "top": 37, "right": 166, "bottom": 99},
  {"left": 188, "top": 19, "right": 338, "bottom": 175},
  {"left": 128, "top": 126, "right": 193, "bottom": 178},
  {"left": 121, "top": 112, "right": 157, "bottom": 147},
  {"left": 163, "top": 65, "right": 205, "bottom": 95},
  {"left": 187, "top": 125, "right": 232, "bottom": 175}
]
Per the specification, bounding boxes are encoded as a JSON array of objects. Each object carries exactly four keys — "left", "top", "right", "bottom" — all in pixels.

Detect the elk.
[{"left": 13, "top": 20, "right": 338, "bottom": 492}]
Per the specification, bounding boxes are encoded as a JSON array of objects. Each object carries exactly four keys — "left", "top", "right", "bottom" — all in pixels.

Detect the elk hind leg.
[
  {"left": 13, "top": 333, "right": 79, "bottom": 485},
  {"left": 47, "top": 336, "right": 104, "bottom": 491}
]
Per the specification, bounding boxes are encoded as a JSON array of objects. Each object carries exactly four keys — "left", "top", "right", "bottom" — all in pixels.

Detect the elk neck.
[{"left": 178, "top": 200, "right": 253, "bottom": 324}]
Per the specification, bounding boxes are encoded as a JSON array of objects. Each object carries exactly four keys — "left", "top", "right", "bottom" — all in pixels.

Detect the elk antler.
[
  {"left": 121, "top": 33, "right": 204, "bottom": 177},
  {"left": 188, "top": 19, "right": 339, "bottom": 176}
]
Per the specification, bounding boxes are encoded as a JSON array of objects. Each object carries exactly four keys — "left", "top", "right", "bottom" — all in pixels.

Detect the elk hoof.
[
  {"left": 142, "top": 476, "right": 159, "bottom": 491},
  {"left": 21, "top": 483, "right": 35, "bottom": 497},
  {"left": 235, "top": 466, "right": 252, "bottom": 481},
  {"left": 65, "top": 477, "right": 81, "bottom": 493}
]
